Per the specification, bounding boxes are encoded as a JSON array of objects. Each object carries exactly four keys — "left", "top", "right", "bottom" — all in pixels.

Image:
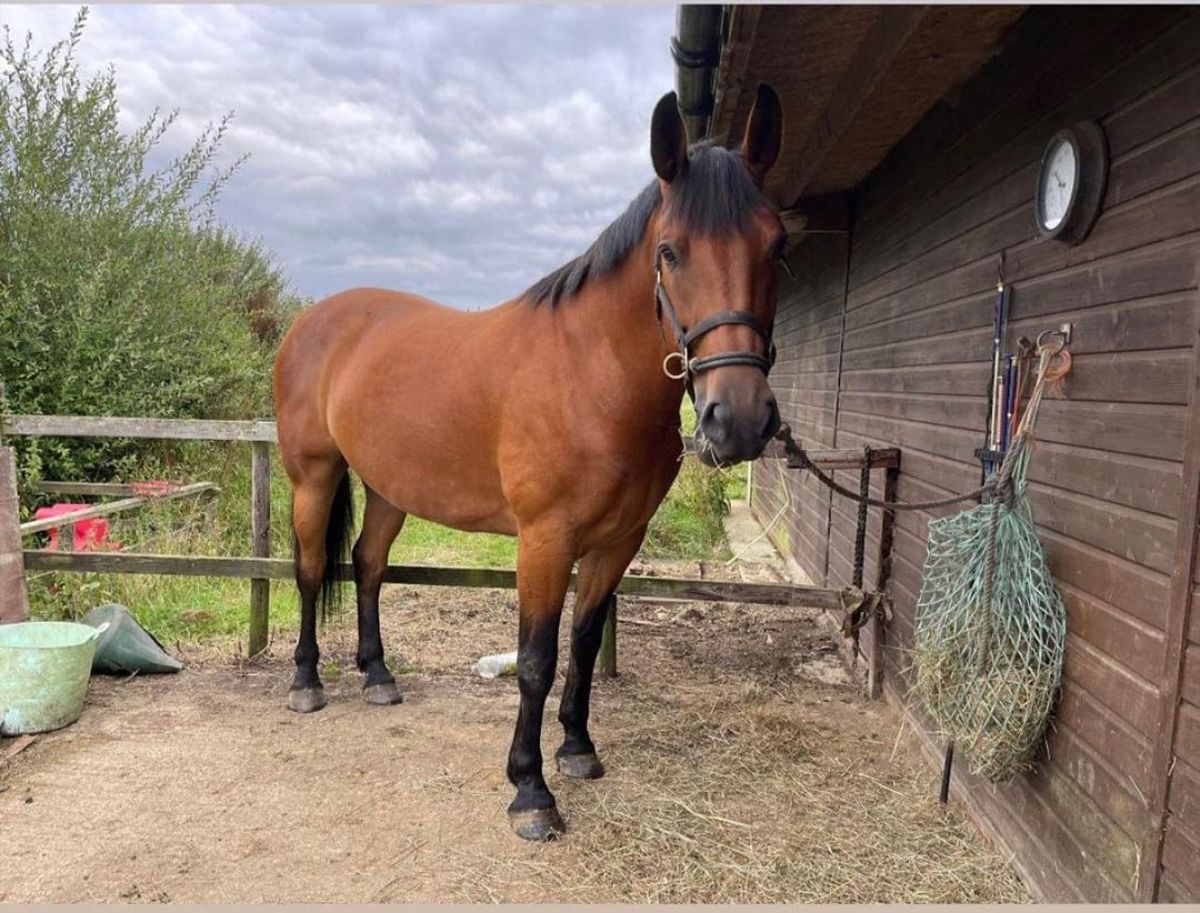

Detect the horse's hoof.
[
  {"left": 556, "top": 752, "right": 605, "bottom": 780},
  {"left": 363, "top": 681, "right": 403, "bottom": 705},
  {"left": 508, "top": 806, "right": 566, "bottom": 842},
  {"left": 287, "top": 687, "right": 327, "bottom": 713}
]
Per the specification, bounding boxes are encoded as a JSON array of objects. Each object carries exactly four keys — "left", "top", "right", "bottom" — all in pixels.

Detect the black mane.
[{"left": 524, "top": 142, "right": 769, "bottom": 307}]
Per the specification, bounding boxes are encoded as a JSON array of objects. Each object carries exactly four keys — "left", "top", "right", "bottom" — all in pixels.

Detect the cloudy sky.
[{"left": 2, "top": 4, "right": 677, "bottom": 308}]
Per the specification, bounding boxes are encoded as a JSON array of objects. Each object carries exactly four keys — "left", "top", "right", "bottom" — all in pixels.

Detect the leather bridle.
[{"left": 654, "top": 258, "right": 777, "bottom": 400}]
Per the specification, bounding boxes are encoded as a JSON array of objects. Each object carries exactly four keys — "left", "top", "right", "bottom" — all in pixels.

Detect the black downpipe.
[{"left": 672, "top": 5, "right": 723, "bottom": 144}]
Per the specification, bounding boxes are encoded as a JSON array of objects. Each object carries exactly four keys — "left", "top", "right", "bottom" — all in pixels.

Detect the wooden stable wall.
[
  {"left": 753, "top": 7, "right": 1200, "bottom": 902},
  {"left": 752, "top": 233, "right": 846, "bottom": 585}
]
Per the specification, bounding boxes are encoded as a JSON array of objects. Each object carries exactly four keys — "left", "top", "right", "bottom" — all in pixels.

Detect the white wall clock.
[{"left": 1035, "top": 122, "right": 1108, "bottom": 244}]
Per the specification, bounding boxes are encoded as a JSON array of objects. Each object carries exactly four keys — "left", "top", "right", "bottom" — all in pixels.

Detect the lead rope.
[
  {"left": 772, "top": 339, "right": 1064, "bottom": 670},
  {"left": 773, "top": 336, "right": 1067, "bottom": 515},
  {"left": 775, "top": 427, "right": 1015, "bottom": 512}
]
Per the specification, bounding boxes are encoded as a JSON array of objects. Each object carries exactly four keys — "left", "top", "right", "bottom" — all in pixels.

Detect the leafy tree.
[{"left": 0, "top": 9, "right": 301, "bottom": 494}]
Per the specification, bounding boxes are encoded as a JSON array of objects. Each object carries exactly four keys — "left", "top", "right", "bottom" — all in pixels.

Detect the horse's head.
[{"left": 650, "top": 84, "right": 785, "bottom": 467}]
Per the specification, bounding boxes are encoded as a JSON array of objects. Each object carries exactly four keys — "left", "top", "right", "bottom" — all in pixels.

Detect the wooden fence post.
[
  {"left": 598, "top": 594, "right": 617, "bottom": 677},
  {"left": 248, "top": 441, "right": 271, "bottom": 656},
  {"left": 0, "top": 446, "right": 30, "bottom": 624}
]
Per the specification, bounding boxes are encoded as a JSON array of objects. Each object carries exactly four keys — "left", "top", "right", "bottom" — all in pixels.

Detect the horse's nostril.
[{"left": 699, "top": 400, "right": 730, "bottom": 442}]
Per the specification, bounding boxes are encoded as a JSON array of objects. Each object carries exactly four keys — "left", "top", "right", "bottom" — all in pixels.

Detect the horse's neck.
[{"left": 564, "top": 250, "right": 685, "bottom": 430}]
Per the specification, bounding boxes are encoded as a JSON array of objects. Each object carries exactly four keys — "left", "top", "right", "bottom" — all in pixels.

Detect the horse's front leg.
[
  {"left": 506, "top": 526, "right": 575, "bottom": 841},
  {"left": 556, "top": 525, "right": 647, "bottom": 780}
]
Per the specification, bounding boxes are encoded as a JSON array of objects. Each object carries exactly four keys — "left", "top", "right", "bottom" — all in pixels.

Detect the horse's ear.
[
  {"left": 740, "top": 83, "right": 783, "bottom": 184},
  {"left": 650, "top": 91, "right": 688, "bottom": 184}
]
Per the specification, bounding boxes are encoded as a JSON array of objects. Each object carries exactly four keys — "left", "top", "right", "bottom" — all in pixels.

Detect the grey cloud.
[{"left": 2, "top": 4, "right": 675, "bottom": 307}]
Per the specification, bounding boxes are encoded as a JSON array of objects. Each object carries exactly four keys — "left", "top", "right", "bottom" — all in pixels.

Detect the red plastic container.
[{"left": 34, "top": 503, "right": 111, "bottom": 551}]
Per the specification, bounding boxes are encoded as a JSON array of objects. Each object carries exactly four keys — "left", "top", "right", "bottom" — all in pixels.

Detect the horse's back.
[
  {"left": 281, "top": 287, "right": 451, "bottom": 348},
  {"left": 277, "top": 285, "right": 462, "bottom": 381}
]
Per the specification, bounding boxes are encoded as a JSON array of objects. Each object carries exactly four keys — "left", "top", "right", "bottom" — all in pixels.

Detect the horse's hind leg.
[
  {"left": 353, "top": 486, "right": 407, "bottom": 705},
  {"left": 287, "top": 457, "right": 349, "bottom": 713},
  {"left": 556, "top": 525, "right": 647, "bottom": 780}
]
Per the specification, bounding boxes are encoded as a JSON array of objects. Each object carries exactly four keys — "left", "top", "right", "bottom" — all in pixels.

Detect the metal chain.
[{"left": 852, "top": 446, "right": 870, "bottom": 588}]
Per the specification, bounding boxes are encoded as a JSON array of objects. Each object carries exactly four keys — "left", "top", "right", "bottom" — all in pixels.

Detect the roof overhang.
[{"left": 703, "top": 5, "right": 1027, "bottom": 211}]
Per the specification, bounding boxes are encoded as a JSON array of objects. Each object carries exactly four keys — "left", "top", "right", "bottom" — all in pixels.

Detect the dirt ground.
[{"left": 0, "top": 559, "right": 1028, "bottom": 903}]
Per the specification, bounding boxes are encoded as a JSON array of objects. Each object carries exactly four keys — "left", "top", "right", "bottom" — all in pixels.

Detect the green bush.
[
  {"left": 644, "top": 457, "right": 732, "bottom": 559},
  {"left": 0, "top": 9, "right": 301, "bottom": 501},
  {"left": 642, "top": 404, "right": 742, "bottom": 560}
]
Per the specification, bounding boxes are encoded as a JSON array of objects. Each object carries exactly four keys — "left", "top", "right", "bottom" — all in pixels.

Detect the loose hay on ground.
[
  {"left": 439, "top": 680, "right": 1027, "bottom": 903},
  {"left": 0, "top": 561, "right": 1027, "bottom": 903}
]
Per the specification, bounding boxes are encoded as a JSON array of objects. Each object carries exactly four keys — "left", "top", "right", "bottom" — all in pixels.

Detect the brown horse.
[{"left": 273, "top": 85, "right": 785, "bottom": 840}]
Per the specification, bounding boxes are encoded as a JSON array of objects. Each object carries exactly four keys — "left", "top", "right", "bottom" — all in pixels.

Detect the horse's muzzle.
[{"left": 695, "top": 393, "right": 780, "bottom": 467}]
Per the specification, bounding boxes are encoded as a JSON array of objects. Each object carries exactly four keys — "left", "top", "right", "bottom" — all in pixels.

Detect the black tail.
[
  {"left": 321, "top": 472, "right": 355, "bottom": 622},
  {"left": 292, "top": 471, "right": 355, "bottom": 624}
]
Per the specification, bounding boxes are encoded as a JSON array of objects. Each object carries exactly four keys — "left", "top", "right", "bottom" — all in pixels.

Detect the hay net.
[{"left": 911, "top": 346, "right": 1068, "bottom": 783}]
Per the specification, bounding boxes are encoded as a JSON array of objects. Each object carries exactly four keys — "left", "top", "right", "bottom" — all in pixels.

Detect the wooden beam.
[
  {"left": 775, "top": 5, "right": 932, "bottom": 205},
  {"left": 20, "top": 550, "right": 864, "bottom": 611},
  {"left": 1, "top": 415, "right": 277, "bottom": 442},
  {"left": 708, "top": 4, "right": 763, "bottom": 144},
  {"left": 755, "top": 441, "right": 901, "bottom": 471},
  {"left": 248, "top": 441, "right": 271, "bottom": 657},
  {"left": 598, "top": 594, "right": 618, "bottom": 678},
  {"left": 780, "top": 193, "right": 852, "bottom": 236},
  {"left": 35, "top": 481, "right": 139, "bottom": 497},
  {"left": 0, "top": 447, "right": 29, "bottom": 624},
  {"left": 19, "top": 482, "right": 218, "bottom": 536}
]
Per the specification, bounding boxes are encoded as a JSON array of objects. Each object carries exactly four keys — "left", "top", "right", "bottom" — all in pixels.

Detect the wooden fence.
[
  {"left": 2, "top": 415, "right": 277, "bottom": 654},
  {"left": 0, "top": 414, "right": 895, "bottom": 682}
]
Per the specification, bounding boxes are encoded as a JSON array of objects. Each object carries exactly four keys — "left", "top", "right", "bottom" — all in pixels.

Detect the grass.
[
  {"left": 28, "top": 403, "right": 749, "bottom": 647},
  {"left": 26, "top": 441, "right": 303, "bottom": 650},
  {"left": 390, "top": 516, "right": 517, "bottom": 567}
]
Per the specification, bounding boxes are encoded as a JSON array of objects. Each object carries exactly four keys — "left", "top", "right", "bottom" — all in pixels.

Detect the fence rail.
[
  {"left": 1, "top": 413, "right": 277, "bottom": 651},
  {"left": 1, "top": 413, "right": 892, "bottom": 678},
  {"left": 3, "top": 414, "right": 896, "bottom": 471},
  {"left": 1, "top": 414, "right": 277, "bottom": 442},
  {"left": 19, "top": 482, "right": 218, "bottom": 536},
  {"left": 20, "top": 550, "right": 846, "bottom": 610}
]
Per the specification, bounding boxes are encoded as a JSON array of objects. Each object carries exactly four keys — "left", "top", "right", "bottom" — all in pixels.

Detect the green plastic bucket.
[{"left": 0, "top": 621, "right": 109, "bottom": 735}]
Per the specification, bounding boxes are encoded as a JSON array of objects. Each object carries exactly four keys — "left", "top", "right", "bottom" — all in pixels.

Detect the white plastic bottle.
[{"left": 475, "top": 651, "right": 519, "bottom": 679}]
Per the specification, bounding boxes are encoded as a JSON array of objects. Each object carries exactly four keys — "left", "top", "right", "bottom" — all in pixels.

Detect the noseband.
[{"left": 654, "top": 261, "right": 777, "bottom": 398}]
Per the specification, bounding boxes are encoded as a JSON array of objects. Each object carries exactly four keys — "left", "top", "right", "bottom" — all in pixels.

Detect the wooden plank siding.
[
  {"left": 753, "top": 8, "right": 1200, "bottom": 901},
  {"left": 752, "top": 233, "right": 848, "bottom": 584}
]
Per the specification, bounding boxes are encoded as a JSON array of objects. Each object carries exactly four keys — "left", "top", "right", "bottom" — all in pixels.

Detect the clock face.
[{"left": 1040, "top": 138, "right": 1078, "bottom": 230}]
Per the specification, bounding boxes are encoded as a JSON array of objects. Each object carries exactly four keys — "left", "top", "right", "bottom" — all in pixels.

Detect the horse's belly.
[
  {"left": 345, "top": 431, "right": 517, "bottom": 534},
  {"left": 316, "top": 309, "right": 517, "bottom": 533}
]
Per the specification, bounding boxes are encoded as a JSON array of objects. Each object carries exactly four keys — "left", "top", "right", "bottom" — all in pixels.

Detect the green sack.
[{"left": 81, "top": 604, "right": 183, "bottom": 674}]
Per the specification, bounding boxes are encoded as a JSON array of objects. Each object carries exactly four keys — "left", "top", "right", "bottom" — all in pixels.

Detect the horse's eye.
[{"left": 658, "top": 244, "right": 679, "bottom": 268}]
